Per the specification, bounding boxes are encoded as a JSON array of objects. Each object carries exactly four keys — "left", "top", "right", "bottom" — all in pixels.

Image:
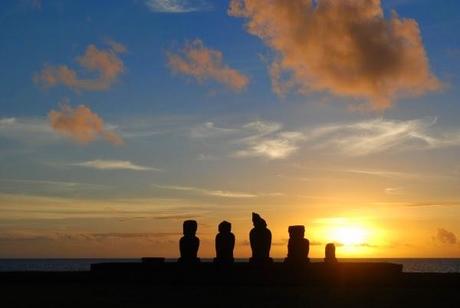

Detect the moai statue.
[
  {"left": 214, "top": 221, "right": 235, "bottom": 264},
  {"left": 284, "top": 225, "right": 310, "bottom": 264},
  {"left": 324, "top": 243, "right": 337, "bottom": 264},
  {"left": 178, "top": 220, "right": 200, "bottom": 263},
  {"left": 249, "top": 213, "right": 272, "bottom": 263}
]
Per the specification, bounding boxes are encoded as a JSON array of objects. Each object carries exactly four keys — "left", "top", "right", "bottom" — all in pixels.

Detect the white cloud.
[
  {"left": 145, "top": 0, "right": 211, "bottom": 13},
  {"left": 189, "top": 120, "right": 305, "bottom": 160},
  {"left": 153, "top": 184, "right": 258, "bottom": 198},
  {"left": 235, "top": 121, "right": 305, "bottom": 160},
  {"left": 72, "top": 160, "right": 161, "bottom": 171},
  {"left": 234, "top": 131, "right": 305, "bottom": 160}
]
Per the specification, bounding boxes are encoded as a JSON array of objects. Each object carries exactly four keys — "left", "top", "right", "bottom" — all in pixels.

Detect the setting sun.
[{"left": 332, "top": 226, "right": 367, "bottom": 246}]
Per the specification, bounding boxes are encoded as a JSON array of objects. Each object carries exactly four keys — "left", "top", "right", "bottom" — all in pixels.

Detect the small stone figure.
[
  {"left": 214, "top": 221, "right": 235, "bottom": 264},
  {"left": 179, "top": 220, "right": 200, "bottom": 263},
  {"left": 284, "top": 225, "right": 310, "bottom": 264},
  {"left": 324, "top": 243, "right": 337, "bottom": 263},
  {"left": 249, "top": 213, "right": 272, "bottom": 263}
]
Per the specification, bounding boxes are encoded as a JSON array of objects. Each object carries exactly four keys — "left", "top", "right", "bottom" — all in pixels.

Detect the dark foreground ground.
[
  {"left": 2, "top": 282, "right": 460, "bottom": 308},
  {"left": 2, "top": 271, "right": 460, "bottom": 308}
]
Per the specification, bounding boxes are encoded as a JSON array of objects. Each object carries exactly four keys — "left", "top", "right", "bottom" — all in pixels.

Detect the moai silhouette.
[
  {"left": 249, "top": 213, "right": 272, "bottom": 263},
  {"left": 284, "top": 225, "right": 310, "bottom": 264},
  {"left": 324, "top": 243, "right": 337, "bottom": 264},
  {"left": 178, "top": 220, "right": 200, "bottom": 263},
  {"left": 214, "top": 221, "right": 235, "bottom": 264}
]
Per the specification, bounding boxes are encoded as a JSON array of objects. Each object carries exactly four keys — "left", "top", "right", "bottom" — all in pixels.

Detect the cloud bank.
[
  {"left": 229, "top": 0, "right": 440, "bottom": 109},
  {"left": 48, "top": 104, "right": 124, "bottom": 145},
  {"left": 35, "top": 41, "right": 125, "bottom": 91},
  {"left": 145, "top": 0, "right": 212, "bottom": 13},
  {"left": 167, "top": 39, "right": 249, "bottom": 91}
]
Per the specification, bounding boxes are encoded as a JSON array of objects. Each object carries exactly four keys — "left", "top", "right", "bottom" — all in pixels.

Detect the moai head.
[
  {"left": 183, "top": 220, "right": 198, "bottom": 236},
  {"left": 218, "top": 221, "right": 232, "bottom": 234},
  {"left": 288, "top": 225, "right": 305, "bottom": 239},
  {"left": 252, "top": 212, "right": 267, "bottom": 229}
]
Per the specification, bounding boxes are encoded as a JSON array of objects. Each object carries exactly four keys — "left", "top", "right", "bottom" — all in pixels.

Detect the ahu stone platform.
[{"left": 90, "top": 259, "right": 403, "bottom": 286}]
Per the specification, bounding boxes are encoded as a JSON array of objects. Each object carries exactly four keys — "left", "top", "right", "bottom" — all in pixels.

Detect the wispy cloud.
[
  {"left": 229, "top": 0, "right": 440, "bottom": 109},
  {"left": 384, "top": 187, "right": 404, "bottom": 195},
  {"left": 48, "top": 104, "right": 124, "bottom": 145},
  {"left": 0, "top": 117, "right": 61, "bottom": 144},
  {"left": 306, "top": 118, "right": 460, "bottom": 156},
  {"left": 342, "top": 168, "right": 418, "bottom": 179},
  {"left": 0, "top": 231, "right": 178, "bottom": 242},
  {"left": 145, "top": 0, "right": 212, "bottom": 13},
  {"left": 190, "top": 120, "right": 305, "bottom": 160},
  {"left": 0, "top": 179, "right": 109, "bottom": 197},
  {"left": 190, "top": 121, "right": 237, "bottom": 138},
  {"left": 34, "top": 41, "right": 125, "bottom": 91},
  {"left": 153, "top": 184, "right": 258, "bottom": 198},
  {"left": 71, "top": 160, "right": 161, "bottom": 171},
  {"left": 167, "top": 39, "right": 249, "bottom": 91},
  {"left": 235, "top": 131, "right": 305, "bottom": 160},
  {"left": 189, "top": 117, "right": 460, "bottom": 160}
]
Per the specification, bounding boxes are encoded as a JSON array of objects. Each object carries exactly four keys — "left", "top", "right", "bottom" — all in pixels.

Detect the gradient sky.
[{"left": 1, "top": 0, "right": 460, "bottom": 258}]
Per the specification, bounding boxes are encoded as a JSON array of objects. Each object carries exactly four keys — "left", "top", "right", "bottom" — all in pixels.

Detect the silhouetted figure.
[
  {"left": 324, "top": 243, "right": 337, "bottom": 264},
  {"left": 249, "top": 213, "right": 272, "bottom": 263},
  {"left": 214, "top": 221, "right": 235, "bottom": 264},
  {"left": 179, "top": 220, "right": 200, "bottom": 263},
  {"left": 284, "top": 225, "right": 310, "bottom": 264}
]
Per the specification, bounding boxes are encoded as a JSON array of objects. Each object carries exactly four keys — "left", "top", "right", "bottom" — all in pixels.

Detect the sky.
[{"left": 0, "top": 0, "right": 460, "bottom": 258}]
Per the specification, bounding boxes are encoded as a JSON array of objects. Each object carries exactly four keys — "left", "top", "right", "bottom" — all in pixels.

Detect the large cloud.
[
  {"left": 229, "top": 0, "right": 440, "bottom": 109},
  {"left": 167, "top": 39, "right": 249, "bottom": 91},
  {"left": 48, "top": 104, "right": 124, "bottom": 145},
  {"left": 35, "top": 41, "right": 125, "bottom": 91}
]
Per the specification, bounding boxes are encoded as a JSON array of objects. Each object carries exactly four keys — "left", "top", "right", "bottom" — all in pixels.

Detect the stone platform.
[{"left": 90, "top": 260, "right": 403, "bottom": 285}]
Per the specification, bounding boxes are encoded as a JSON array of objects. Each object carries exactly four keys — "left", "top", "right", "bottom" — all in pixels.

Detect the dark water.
[{"left": 1, "top": 258, "right": 460, "bottom": 272}]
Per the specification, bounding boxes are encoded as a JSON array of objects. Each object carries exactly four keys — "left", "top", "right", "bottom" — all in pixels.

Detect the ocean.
[{"left": 1, "top": 258, "right": 460, "bottom": 272}]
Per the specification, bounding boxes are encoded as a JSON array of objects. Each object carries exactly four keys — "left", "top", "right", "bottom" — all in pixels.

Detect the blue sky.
[{"left": 0, "top": 0, "right": 460, "bottom": 258}]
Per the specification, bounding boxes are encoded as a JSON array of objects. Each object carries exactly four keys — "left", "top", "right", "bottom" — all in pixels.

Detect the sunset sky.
[{"left": 1, "top": 0, "right": 460, "bottom": 258}]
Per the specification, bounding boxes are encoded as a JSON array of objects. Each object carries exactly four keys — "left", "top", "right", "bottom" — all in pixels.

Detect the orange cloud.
[
  {"left": 35, "top": 41, "right": 125, "bottom": 91},
  {"left": 229, "top": 0, "right": 440, "bottom": 109},
  {"left": 48, "top": 104, "right": 124, "bottom": 145},
  {"left": 167, "top": 39, "right": 249, "bottom": 91}
]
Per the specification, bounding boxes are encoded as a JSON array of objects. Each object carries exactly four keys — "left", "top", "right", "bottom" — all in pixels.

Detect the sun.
[{"left": 331, "top": 226, "right": 367, "bottom": 246}]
